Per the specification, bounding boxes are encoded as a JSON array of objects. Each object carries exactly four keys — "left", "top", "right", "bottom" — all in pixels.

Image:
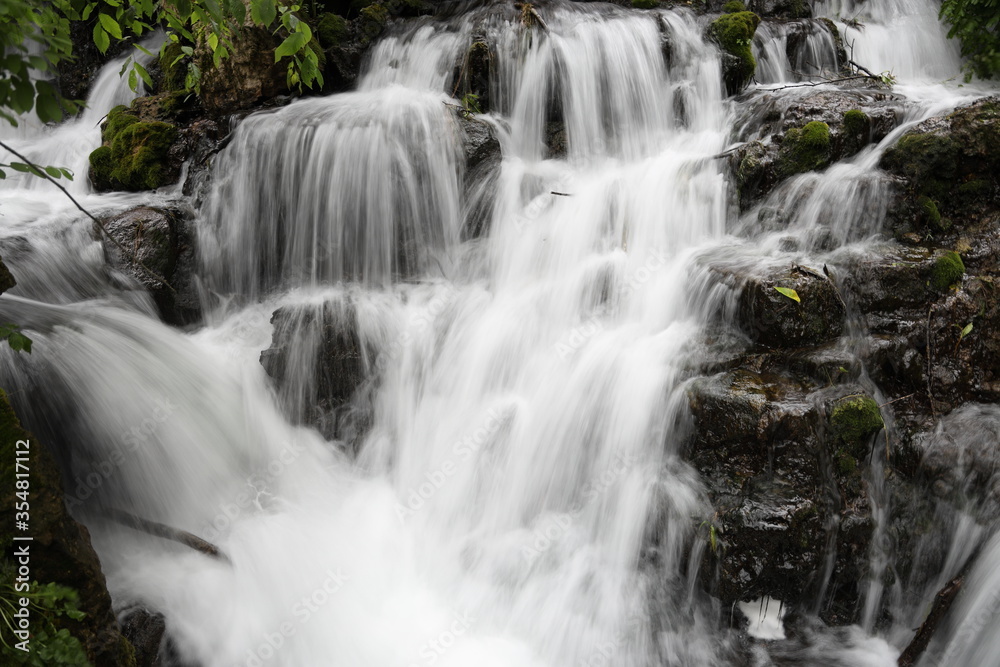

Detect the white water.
[{"left": 1, "top": 1, "right": 998, "bottom": 666}]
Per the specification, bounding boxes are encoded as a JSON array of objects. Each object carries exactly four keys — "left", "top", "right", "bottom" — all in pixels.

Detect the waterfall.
[{"left": 2, "top": 0, "right": 999, "bottom": 665}]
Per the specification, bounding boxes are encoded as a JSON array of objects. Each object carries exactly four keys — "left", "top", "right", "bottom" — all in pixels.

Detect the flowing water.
[{"left": 1, "top": 1, "right": 998, "bottom": 665}]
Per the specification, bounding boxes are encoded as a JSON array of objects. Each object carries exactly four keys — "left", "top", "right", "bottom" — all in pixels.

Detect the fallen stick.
[{"left": 105, "top": 507, "right": 231, "bottom": 564}]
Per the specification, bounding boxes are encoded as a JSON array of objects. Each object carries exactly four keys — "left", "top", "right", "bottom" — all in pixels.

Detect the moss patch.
[
  {"left": 830, "top": 395, "right": 883, "bottom": 456},
  {"left": 779, "top": 120, "right": 832, "bottom": 177},
  {"left": 723, "top": 0, "right": 746, "bottom": 12},
  {"left": 88, "top": 106, "right": 177, "bottom": 192},
  {"left": 881, "top": 133, "right": 959, "bottom": 203},
  {"left": 318, "top": 13, "right": 349, "bottom": 47},
  {"left": 916, "top": 194, "right": 950, "bottom": 232},
  {"left": 360, "top": 3, "right": 389, "bottom": 39},
  {"left": 632, "top": 0, "right": 659, "bottom": 8},
  {"left": 159, "top": 41, "right": 188, "bottom": 92},
  {"left": 708, "top": 11, "right": 760, "bottom": 94},
  {"left": 930, "top": 250, "right": 965, "bottom": 291}
]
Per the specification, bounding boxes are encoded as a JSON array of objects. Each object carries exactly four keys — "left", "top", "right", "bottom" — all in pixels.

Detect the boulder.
[
  {"left": 198, "top": 27, "right": 290, "bottom": 115},
  {"left": 120, "top": 607, "right": 166, "bottom": 666},
  {"left": 732, "top": 264, "right": 846, "bottom": 348},
  {"left": 97, "top": 206, "right": 200, "bottom": 325},
  {"left": 684, "top": 371, "right": 874, "bottom": 620},
  {"left": 260, "top": 300, "right": 372, "bottom": 442},
  {"left": 880, "top": 96, "right": 1000, "bottom": 238}
]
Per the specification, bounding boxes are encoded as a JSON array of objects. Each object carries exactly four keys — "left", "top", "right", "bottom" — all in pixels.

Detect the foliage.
[
  {"left": 774, "top": 286, "right": 800, "bottom": 303},
  {"left": 939, "top": 0, "right": 1000, "bottom": 81},
  {"left": 1, "top": 0, "right": 324, "bottom": 130},
  {"left": 0, "top": 575, "right": 89, "bottom": 665},
  {"left": 461, "top": 93, "right": 481, "bottom": 115},
  {"left": 0, "top": 324, "right": 32, "bottom": 353}
]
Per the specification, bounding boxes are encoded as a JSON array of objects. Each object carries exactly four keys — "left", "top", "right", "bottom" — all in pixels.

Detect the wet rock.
[
  {"left": 731, "top": 89, "right": 902, "bottom": 209},
  {"left": 120, "top": 607, "right": 166, "bottom": 666},
  {"left": 685, "top": 371, "right": 873, "bottom": 615},
  {"left": 97, "top": 206, "right": 200, "bottom": 325},
  {"left": 0, "top": 389, "right": 134, "bottom": 665},
  {"left": 748, "top": 0, "right": 811, "bottom": 19},
  {"left": 917, "top": 404, "right": 1000, "bottom": 521},
  {"left": 457, "top": 113, "right": 503, "bottom": 240},
  {"left": 260, "top": 300, "right": 372, "bottom": 442},
  {"left": 880, "top": 96, "right": 1000, "bottom": 238},
  {"left": 0, "top": 256, "right": 16, "bottom": 293},
  {"left": 459, "top": 114, "right": 501, "bottom": 170},
  {"left": 733, "top": 265, "right": 846, "bottom": 348}
]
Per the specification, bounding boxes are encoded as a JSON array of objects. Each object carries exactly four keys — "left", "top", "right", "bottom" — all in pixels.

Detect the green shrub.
[{"left": 940, "top": 0, "right": 1000, "bottom": 81}]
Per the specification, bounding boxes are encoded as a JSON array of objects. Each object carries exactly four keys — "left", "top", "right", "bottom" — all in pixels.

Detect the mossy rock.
[
  {"left": 318, "top": 13, "right": 349, "bottom": 47},
  {"left": 916, "top": 195, "right": 950, "bottom": 232},
  {"left": 632, "top": 0, "right": 659, "bottom": 8},
  {"left": 708, "top": 11, "right": 760, "bottom": 95},
  {"left": 722, "top": 0, "right": 746, "bottom": 12},
  {"left": 881, "top": 133, "right": 959, "bottom": 203},
  {"left": 88, "top": 106, "right": 178, "bottom": 192},
  {"left": 830, "top": 395, "right": 883, "bottom": 457},
  {"left": 159, "top": 41, "right": 188, "bottom": 92},
  {"left": 359, "top": 3, "right": 389, "bottom": 39},
  {"left": 778, "top": 121, "right": 832, "bottom": 177},
  {"left": 930, "top": 250, "right": 965, "bottom": 291}
]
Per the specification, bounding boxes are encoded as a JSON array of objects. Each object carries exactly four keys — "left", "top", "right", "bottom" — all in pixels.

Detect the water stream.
[{"left": 1, "top": 1, "right": 997, "bottom": 665}]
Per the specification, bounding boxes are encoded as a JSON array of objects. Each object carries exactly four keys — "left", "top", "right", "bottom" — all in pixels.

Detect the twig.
[
  {"left": 761, "top": 75, "right": 880, "bottom": 91},
  {"left": 849, "top": 59, "right": 879, "bottom": 79},
  {"left": 104, "top": 507, "right": 231, "bottom": 564},
  {"left": 878, "top": 393, "right": 916, "bottom": 408},
  {"left": 0, "top": 140, "right": 176, "bottom": 293}
]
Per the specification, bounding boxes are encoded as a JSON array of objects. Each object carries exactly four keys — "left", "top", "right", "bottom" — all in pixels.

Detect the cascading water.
[{"left": 2, "top": 1, "right": 999, "bottom": 666}]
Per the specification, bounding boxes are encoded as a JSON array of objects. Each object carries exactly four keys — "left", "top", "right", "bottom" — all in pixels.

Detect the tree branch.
[{"left": 0, "top": 139, "right": 176, "bottom": 294}]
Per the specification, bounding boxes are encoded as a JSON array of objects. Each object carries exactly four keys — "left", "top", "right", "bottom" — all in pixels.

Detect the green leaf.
[
  {"left": 128, "top": 68, "right": 138, "bottom": 92},
  {"left": 960, "top": 322, "right": 973, "bottom": 338},
  {"left": 251, "top": 0, "right": 277, "bottom": 27},
  {"left": 134, "top": 43, "right": 154, "bottom": 58},
  {"left": 774, "top": 286, "right": 801, "bottom": 303},
  {"left": 59, "top": 168, "right": 74, "bottom": 180},
  {"left": 10, "top": 162, "right": 32, "bottom": 173},
  {"left": 274, "top": 32, "right": 307, "bottom": 61},
  {"left": 98, "top": 13, "right": 123, "bottom": 40},
  {"left": 0, "top": 170, "right": 6, "bottom": 180},
  {"left": 93, "top": 23, "right": 110, "bottom": 53},
  {"left": 35, "top": 82, "right": 63, "bottom": 123},
  {"left": 134, "top": 62, "right": 153, "bottom": 89},
  {"left": 7, "top": 331, "right": 32, "bottom": 353},
  {"left": 44, "top": 166, "right": 63, "bottom": 178}
]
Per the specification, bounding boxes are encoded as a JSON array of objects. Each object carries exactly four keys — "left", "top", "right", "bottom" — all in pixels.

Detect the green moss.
[
  {"left": 708, "top": 12, "right": 761, "bottom": 94},
  {"left": 830, "top": 395, "right": 883, "bottom": 456},
  {"left": 89, "top": 106, "right": 177, "bottom": 192},
  {"left": 930, "top": 250, "right": 965, "bottom": 291},
  {"left": 881, "top": 133, "right": 959, "bottom": 202},
  {"left": 359, "top": 3, "right": 389, "bottom": 39},
  {"left": 159, "top": 41, "right": 188, "bottom": 92},
  {"left": 632, "top": 0, "right": 659, "bottom": 8},
  {"left": 836, "top": 450, "right": 858, "bottom": 475},
  {"left": 843, "top": 109, "right": 869, "bottom": 136},
  {"left": 105, "top": 105, "right": 139, "bottom": 137},
  {"left": 722, "top": 0, "right": 746, "bottom": 12},
  {"left": 779, "top": 121, "right": 832, "bottom": 176},
  {"left": 916, "top": 194, "right": 948, "bottom": 232},
  {"left": 317, "top": 12, "right": 348, "bottom": 47}
]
